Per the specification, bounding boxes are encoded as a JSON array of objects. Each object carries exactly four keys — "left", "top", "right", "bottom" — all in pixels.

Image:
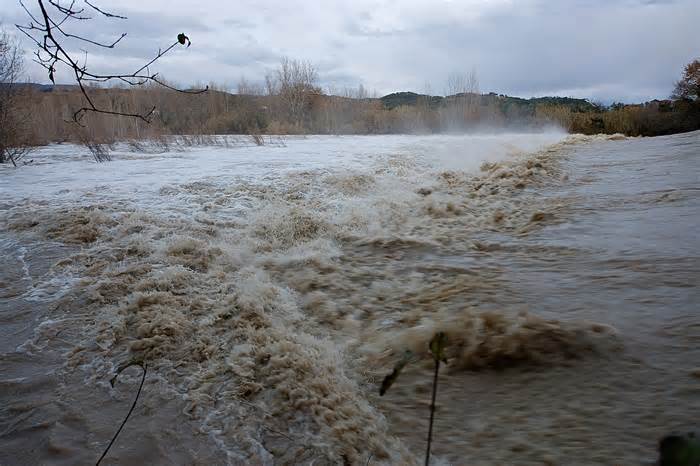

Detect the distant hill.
[
  {"left": 380, "top": 92, "right": 442, "bottom": 109},
  {"left": 5, "top": 83, "right": 80, "bottom": 92},
  {"left": 379, "top": 91, "right": 597, "bottom": 113}
]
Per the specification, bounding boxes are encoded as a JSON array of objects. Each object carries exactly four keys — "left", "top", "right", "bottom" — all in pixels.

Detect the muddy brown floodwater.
[{"left": 1, "top": 132, "right": 698, "bottom": 465}]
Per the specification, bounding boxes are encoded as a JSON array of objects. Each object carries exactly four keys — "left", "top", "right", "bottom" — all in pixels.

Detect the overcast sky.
[{"left": 4, "top": 0, "right": 699, "bottom": 102}]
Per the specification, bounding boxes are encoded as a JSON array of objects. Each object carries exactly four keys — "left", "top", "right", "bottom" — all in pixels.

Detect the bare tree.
[
  {"left": 0, "top": 26, "right": 32, "bottom": 166},
  {"left": 445, "top": 71, "right": 464, "bottom": 98},
  {"left": 443, "top": 68, "right": 480, "bottom": 130},
  {"left": 445, "top": 68, "right": 479, "bottom": 97},
  {"left": 264, "top": 72, "right": 279, "bottom": 96},
  {"left": 267, "top": 57, "right": 319, "bottom": 127},
  {"left": 237, "top": 76, "right": 264, "bottom": 96},
  {"left": 16, "top": 0, "right": 206, "bottom": 123}
]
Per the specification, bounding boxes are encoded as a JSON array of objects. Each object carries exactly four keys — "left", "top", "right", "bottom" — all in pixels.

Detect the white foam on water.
[{"left": 6, "top": 132, "right": 670, "bottom": 465}]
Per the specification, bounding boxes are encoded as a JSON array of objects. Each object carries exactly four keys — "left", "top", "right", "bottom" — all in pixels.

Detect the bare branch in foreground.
[{"left": 16, "top": 0, "right": 207, "bottom": 123}]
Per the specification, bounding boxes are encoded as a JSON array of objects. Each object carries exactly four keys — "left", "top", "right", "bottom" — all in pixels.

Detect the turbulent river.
[{"left": 0, "top": 132, "right": 698, "bottom": 465}]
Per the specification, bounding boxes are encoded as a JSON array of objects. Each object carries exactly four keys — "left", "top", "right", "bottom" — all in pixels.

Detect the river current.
[{"left": 1, "top": 132, "right": 698, "bottom": 465}]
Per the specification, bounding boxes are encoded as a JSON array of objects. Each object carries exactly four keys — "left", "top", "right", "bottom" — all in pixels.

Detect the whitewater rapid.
[{"left": 1, "top": 131, "right": 698, "bottom": 465}]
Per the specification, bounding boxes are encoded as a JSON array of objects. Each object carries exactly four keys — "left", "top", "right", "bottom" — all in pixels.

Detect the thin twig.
[
  {"left": 425, "top": 358, "right": 441, "bottom": 466},
  {"left": 96, "top": 362, "right": 147, "bottom": 466},
  {"left": 84, "top": 0, "right": 127, "bottom": 19}
]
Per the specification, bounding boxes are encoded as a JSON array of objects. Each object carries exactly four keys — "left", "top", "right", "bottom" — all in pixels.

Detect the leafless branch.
[
  {"left": 84, "top": 0, "right": 127, "bottom": 19},
  {"left": 16, "top": 0, "right": 207, "bottom": 123}
]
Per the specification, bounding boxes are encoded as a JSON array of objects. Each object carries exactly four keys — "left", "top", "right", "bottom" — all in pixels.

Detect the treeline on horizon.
[{"left": 14, "top": 59, "right": 700, "bottom": 145}]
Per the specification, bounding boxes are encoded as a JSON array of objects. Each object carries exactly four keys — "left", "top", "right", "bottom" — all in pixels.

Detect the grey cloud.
[{"left": 6, "top": 0, "right": 700, "bottom": 102}]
